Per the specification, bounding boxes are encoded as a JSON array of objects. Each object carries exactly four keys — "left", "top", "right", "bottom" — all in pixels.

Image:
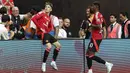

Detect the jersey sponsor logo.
[{"left": 97, "top": 18, "right": 100, "bottom": 22}]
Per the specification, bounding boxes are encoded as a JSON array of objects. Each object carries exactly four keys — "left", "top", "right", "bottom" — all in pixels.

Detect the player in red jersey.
[
  {"left": 31, "top": 2, "right": 61, "bottom": 72},
  {"left": 86, "top": 2, "right": 113, "bottom": 73}
]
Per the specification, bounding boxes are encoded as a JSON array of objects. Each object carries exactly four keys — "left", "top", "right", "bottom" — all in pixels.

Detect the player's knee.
[
  {"left": 89, "top": 54, "right": 95, "bottom": 58},
  {"left": 46, "top": 43, "right": 52, "bottom": 49},
  {"left": 55, "top": 43, "right": 61, "bottom": 49},
  {"left": 86, "top": 53, "right": 89, "bottom": 57},
  {"left": 58, "top": 44, "right": 61, "bottom": 48},
  {"left": 86, "top": 51, "right": 95, "bottom": 58},
  {"left": 86, "top": 54, "right": 94, "bottom": 58},
  {"left": 47, "top": 45, "right": 52, "bottom": 49}
]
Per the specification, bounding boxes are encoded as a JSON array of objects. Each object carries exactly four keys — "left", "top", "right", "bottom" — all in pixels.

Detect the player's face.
[
  {"left": 120, "top": 14, "right": 126, "bottom": 22},
  {"left": 64, "top": 19, "right": 70, "bottom": 28},
  {"left": 94, "top": 5, "right": 98, "bottom": 12},
  {"left": 86, "top": 8, "right": 91, "bottom": 17},
  {"left": 110, "top": 15, "right": 116, "bottom": 23},
  {"left": 45, "top": 5, "right": 52, "bottom": 13},
  {"left": 90, "top": 5, "right": 96, "bottom": 14}
]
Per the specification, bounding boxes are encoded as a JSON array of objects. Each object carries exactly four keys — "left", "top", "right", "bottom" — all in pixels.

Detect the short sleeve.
[
  {"left": 51, "top": 15, "right": 59, "bottom": 27},
  {"left": 95, "top": 13, "right": 103, "bottom": 25},
  {"left": 30, "top": 20, "right": 36, "bottom": 29}
]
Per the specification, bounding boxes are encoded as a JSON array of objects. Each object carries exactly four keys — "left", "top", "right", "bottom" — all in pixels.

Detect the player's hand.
[
  {"left": 99, "top": 24, "right": 102, "bottom": 29},
  {"left": 86, "top": 20, "right": 91, "bottom": 26}
]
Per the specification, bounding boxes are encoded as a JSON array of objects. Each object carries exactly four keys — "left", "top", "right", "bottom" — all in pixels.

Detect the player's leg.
[
  {"left": 50, "top": 41, "right": 61, "bottom": 70},
  {"left": 90, "top": 39, "right": 106, "bottom": 65},
  {"left": 86, "top": 39, "right": 95, "bottom": 73},
  {"left": 50, "top": 39, "right": 61, "bottom": 70},
  {"left": 49, "top": 34, "right": 61, "bottom": 70},
  {"left": 90, "top": 39, "right": 113, "bottom": 73},
  {"left": 40, "top": 33, "right": 52, "bottom": 72},
  {"left": 42, "top": 43, "right": 52, "bottom": 72},
  {"left": 52, "top": 41, "right": 61, "bottom": 61},
  {"left": 91, "top": 55, "right": 113, "bottom": 73},
  {"left": 86, "top": 50, "right": 94, "bottom": 73}
]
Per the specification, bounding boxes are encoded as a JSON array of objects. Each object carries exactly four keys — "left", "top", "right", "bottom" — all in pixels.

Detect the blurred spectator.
[
  {"left": 24, "top": 6, "right": 41, "bottom": 39},
  {"left": 0, "top": 6, "right": 8, "bottom": 23},
  {"left": 107, "top": 14, "right": 122, "bottom": 38},
  {"left": 0, "top": 6, "right": 14, "bottom": 39},
  {"left": 79, "top": 29, "right": 86, "bottom": 38},
  {"left": 120, "top": 12, "right": 130, "bottom": 38},
  {"left": 57, "top": 17, "right": 67, "bottom": 38},
  {"left": 2, "top": 0, "right": 14, "bottom": 14},
  {"left": 79, "top": 6, "right": 94, "bottom": 39},
  {"left": 0, "top": 6, "right": 7, "bottom": 15},
  {"left": 0, "top": 15, "right": 10, "bottom": 40},
  {"left": 9, "top": 6, "right": 26, "bottom": 40},
  {"left": 50, "top": 15, "right": 59, "bottom": 38},
  {"left": 63, "top": 18, "right": 72, "bottom": 37}
]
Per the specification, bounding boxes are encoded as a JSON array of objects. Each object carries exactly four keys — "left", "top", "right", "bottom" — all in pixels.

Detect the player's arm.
[
  {"left": 23, "top": 13, "right": 32, "bottom": 20},
  {"left": 3, "top": 1, "right": 8, "bottom": 5},
  {"left": 31, "top": 12, "right": 43, "bottom": 29},
  {"left": 103, "top": 26, "right": 107, "bottom": 38},
  {"left": 53, "top": 17, "right": 60, "bottom": 38},
  {"left": 90, "top": 24, "right": 102, "bottom": 29},
  {"left": 91, "top": 15, "right": 103, "bottom": 29},
  {"left": 8, "top": 1, "right": 14, "bottom": 7},
  {"left": 80, "top": 20, "right": 90, "bottom": 33},
  {"left": 55, "top": 26, "right": 59, "bottom": 38},
  {"left": 102, "top": 19, "right": 107, "bottom": 38},
  {"left": 127, "top": 24, "right": 130, "bottom": 38}
]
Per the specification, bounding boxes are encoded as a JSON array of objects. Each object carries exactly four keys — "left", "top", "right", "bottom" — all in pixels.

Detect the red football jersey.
[
  {"left": 31, "top": 11, "right": 53, "bottom": 37},
  {"left": 91, "top": 12, "right": 104, "bottom": 39},
  {"left": 2, "top": 0, "right": 14, "bottom": 6}
]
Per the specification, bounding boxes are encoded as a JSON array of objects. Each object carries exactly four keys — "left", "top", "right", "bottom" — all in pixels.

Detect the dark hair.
[
  {"left": 93, "top": 1, "right": 100, "bottom": 10},
  {"left": 89, "top": 4, "right": 95, "bottom": 14},
  {"left": 45, "top": 2, "right": 53, "bottom": 8},
  {"left": 110, "top": 13, "right": 117, "bottom": 18},
  {"left": 87, "top": 5, "right": 91, "bottom": 9},
  {"left": 30, "top": 6, "right": 41, "bottom": 15},
  {"left": 0, "top": 7, "right": 7, "bottom": 15},
  {"left": 120, "top": 12, "right": 128, "bottom": 18},
  {"left": 2, "top": 15, "right": 10, "bottom": 22}
]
